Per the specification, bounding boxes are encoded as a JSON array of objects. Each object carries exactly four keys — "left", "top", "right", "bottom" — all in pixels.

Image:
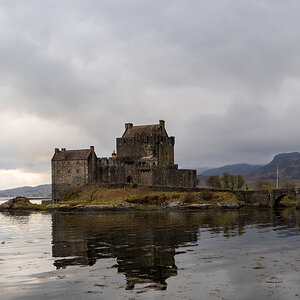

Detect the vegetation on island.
[
  {"left": 206, "top": 173, "right": 246, "bottom": 189},
  {"left": 1, "top": 185, "right": 297, "bottom": 211},
  {"left": 0, "top": 196, "right": 48, "bottom": 211},
  {"left": 58, "top": 186, "right": 239, "bottom": 207}
]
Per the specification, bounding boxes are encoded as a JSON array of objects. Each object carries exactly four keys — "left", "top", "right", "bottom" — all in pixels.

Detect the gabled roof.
[
  {"left": 122, "top": 124, "right": 161, "bottom": 138},
  {"left": 52, "top": 149, "right": 92, "bottom": 161}
]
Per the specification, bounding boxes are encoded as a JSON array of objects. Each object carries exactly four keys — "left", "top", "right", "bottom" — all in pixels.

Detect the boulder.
[{"left": 0, "top": 197, "right": 39, "bottom": 211}]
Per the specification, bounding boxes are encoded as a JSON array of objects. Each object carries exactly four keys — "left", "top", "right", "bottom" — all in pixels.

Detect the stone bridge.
[
  {"left": 147, "top": 185, "right": 300, "bottom": 208},
  {"left": 231, "top": 188, "right": 300, "bottom": 208}
]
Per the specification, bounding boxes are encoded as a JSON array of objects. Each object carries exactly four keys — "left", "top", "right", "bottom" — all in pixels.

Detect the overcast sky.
[{"left": 1, "top": 0, "right": 300, "bottom": 189}]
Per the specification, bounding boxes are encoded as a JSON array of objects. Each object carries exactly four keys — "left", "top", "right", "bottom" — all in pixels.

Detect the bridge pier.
[
  {"left": 296, "top": 189, "right": 300, "bottom": 209},
  {"left": 269, "top": 190, "right": 274, "bottom": 208}
]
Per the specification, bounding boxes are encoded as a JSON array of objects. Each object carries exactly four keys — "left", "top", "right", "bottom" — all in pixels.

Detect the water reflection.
[
  {"left": 51, "top": 208, "right": 300, "bottom": 290},
  {"left": 52, "top": 212, "right": 199, "bottom": 289}
]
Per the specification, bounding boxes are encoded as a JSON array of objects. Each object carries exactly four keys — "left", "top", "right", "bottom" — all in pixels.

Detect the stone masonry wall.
[
  {"left": 52, "top": 159, "right": 89, "bottom": 200},
  {"left": 152, "top": 167, "right": 196, "bottom": 188},
  {"left": 116, "top": 138, "right": 149, "bottom": 161}
]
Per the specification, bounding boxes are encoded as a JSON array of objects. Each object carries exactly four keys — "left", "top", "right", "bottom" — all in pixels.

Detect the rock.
[
  {"left": 186, "top": 204, "right": 210, "bottom": 209},
  {"left": 216, "top": 201, "right": 243, "bottom": 208},
  {"left": 167, "top": 202, "right": 184, "bottom": 207},
  {"left": 0, "top": 197, "right": 40, "bottom": 211},
  {"left": 114, "top": 203, "right": 136, "bottom": 208},
  {"left": 46, "top": 204, "right": 74, "bottom": 211}
]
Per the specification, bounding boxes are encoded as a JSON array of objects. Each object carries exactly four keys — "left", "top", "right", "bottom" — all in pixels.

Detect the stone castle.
[{"left": 51, "top": 120, "right": 197, "bottom": 200}]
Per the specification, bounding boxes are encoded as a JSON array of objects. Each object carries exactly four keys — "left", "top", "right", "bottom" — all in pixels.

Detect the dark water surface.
[{"left": 0, "top": 208, "right": 299, "bottom": 299}]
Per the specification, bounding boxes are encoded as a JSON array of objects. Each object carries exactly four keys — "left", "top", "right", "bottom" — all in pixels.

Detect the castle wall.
[
  {"left": 98, "top": 158, "right": 127, "bottom": 183},
  {"left": 52, "top": 159, "right": 89, "bottom": 200},
  {"left": 152, "top": 167, "right": 197, "bottom": 188},
  {"left": 116, "top": 138, "right": 148, "bottom": 161},
  {"left": 88, "top": 152, "right": 97, "bottom": 183},
  {"left": 137, "top": 169, "right": 153, "bottom": 186},
  {"left": 157, "top": 136, "right": 175, "bottom": 166}
]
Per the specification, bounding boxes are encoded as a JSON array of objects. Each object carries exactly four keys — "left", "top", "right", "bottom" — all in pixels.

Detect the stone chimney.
[
  {"left": 159, "top": 120, "right": 165, "bottom": 128},
  {"left": 61, "top": 148, "right": 66, "bottom": 159},
  {"left": 125, "top": 123, "right": 133, "bottom": 130},
  {"left": 55, "top": 148, "right": 59, "bottom": 154},
  {"left": 90, "top": 146, "right": 94, "bottom": 152}
]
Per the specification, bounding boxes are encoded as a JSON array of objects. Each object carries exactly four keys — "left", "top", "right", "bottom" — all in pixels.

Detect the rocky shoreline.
[{"left": 0, "top": 197, "right": 285, "bottom": 212}]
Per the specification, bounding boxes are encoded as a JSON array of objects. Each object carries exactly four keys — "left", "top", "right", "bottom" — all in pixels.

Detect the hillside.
[
  {"left": 201, "top": 163, "right": 262, "bottom": 177},
  {"left": 0, "top": 184, "right": 51, "bottom": 198},
  {"left": 249, "top": 152, "right": 300, "bottom": 180}
]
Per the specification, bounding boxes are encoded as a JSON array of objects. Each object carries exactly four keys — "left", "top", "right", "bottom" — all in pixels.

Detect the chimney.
[
  {"left": 61, "top": 148, "right": 66, "bottom": 159},
  {"left": 125, "top": 123, "right": 133, "bottom": 130},
  {"left": 159, "top": 120, "right": 165, "bottom": 128},
  {"left": 55, "top": 148, "right": 59, "bottom": 154},
  {"left": 90, "top": 146, "right": 94, "bottom": 151}
]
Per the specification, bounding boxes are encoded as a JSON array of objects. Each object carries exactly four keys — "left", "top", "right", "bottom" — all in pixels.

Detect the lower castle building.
[{"left": 51, "top": 120, "right": 197, "bottom": 200}]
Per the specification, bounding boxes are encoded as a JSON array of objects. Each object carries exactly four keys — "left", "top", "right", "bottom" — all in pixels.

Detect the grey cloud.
[{"left": 1, "top": 0, "right": 300, "bottom": 178}]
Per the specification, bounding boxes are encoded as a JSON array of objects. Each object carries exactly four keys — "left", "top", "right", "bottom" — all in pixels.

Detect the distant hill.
[
  {"left": 0, "top": 184, "right": 51, "bottom": 198},
  {"left": 196, "top": 167, "right": 210, "bottom": 174},
  {"left": 249, "top": 152, "right": 300, "bottom": 180},
  {"left": 201, "top": 163, "right": 262, "bottom": 177}
]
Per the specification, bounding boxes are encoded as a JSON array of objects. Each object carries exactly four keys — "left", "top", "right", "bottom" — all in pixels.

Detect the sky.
[{"left": 1, "top": 0, "right": 300, "bottom": 189}]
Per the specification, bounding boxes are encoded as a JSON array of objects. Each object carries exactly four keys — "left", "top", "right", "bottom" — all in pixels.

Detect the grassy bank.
[
  {"left": 58, "top": 186, "right": 239, "bottom": 207},
  {"left": 2, "top": 187, "right": 295, "bottom": 212}
]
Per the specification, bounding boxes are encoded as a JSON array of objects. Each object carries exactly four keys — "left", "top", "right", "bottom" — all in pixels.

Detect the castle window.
[{"left": 57, "top": 171, "right": 60, "bottom": 175}]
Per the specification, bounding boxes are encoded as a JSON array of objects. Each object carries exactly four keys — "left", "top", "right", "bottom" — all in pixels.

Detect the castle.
[{"left": 51, "top": 120, "right": 197, "bottom": 200}]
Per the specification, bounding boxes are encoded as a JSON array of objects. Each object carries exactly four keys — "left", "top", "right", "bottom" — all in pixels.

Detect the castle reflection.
[{"left": 51, "top": 208, "right": 299, "bottom": 290}]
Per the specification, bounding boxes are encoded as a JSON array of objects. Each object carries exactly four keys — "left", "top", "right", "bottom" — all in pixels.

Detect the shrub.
[
  {"left": 183, "top": 192, "right": 198, "bottom": 203},
  {"left": 201, "top": 191, "right": 214, "bottom": 202},
  {"left": 62, "top": 188, "right": 82, "bottom": 202}
]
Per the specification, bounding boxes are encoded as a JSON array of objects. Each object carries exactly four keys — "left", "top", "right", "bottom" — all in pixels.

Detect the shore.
[
  {"left": 0, "top": 187, "right": 297, "bottom": 212},
  {"left": 0, "top": 200, "right": 262, "bottom": 212}
]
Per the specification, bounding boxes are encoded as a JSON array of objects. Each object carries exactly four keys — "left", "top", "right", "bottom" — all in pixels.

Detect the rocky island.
[{"left": 0, "top": 186, "right": 297, "bottom": 213}]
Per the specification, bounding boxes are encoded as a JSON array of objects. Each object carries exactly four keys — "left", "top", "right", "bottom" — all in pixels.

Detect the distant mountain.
[
  {"left": 0, "top": 184, "right": 51, "bottom": 198},
  {"left": 201, "top": 163, "right": 262, "bottom": 177},
  {"left": 249, "top": 152, "right": 300, "bottom": 180},
  {"left": 196, "top": 167, "right": 210, "bottom": 174}
]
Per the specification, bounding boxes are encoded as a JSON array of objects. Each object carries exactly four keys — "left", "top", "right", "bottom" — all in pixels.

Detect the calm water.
[{"left": 0, "top": 208, "right": 299, "bottom": 300}]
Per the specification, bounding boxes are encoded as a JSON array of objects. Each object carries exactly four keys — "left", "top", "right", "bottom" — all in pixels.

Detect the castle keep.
[{"left": 52, "top": 120, "right": 197, "bottom": 200}]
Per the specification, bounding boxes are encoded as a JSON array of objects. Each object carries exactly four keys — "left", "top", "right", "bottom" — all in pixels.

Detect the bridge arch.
[{"left": 274, "top": 193, "right": 288, "bottom": 207}]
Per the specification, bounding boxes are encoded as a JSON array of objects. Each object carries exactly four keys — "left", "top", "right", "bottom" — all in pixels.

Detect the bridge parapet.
[{"left": 224, "top": 188, "right": 299, "bottom": 208}]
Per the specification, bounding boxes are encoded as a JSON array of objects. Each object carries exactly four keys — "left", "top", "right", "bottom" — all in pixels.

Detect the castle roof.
[
  {"left": 122, "top": 124, "right": 161, "bottom": 138},
  {"left": 52, "top": 149, "right": 92, "bottom": 161}
]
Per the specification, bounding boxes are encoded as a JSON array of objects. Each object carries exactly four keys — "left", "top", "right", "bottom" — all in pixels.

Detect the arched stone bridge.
[
  {"left": 231, "top": 188, "right": 300, "bottom": 208},
  {"left": 149, "top": 185, "right": 300, "bottom": 208}
]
